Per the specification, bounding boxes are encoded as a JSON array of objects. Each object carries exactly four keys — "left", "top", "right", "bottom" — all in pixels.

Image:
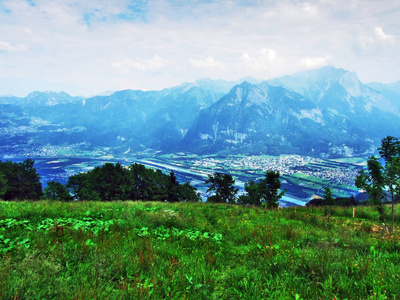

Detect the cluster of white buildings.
[{"left": 191, "top": 155, "right": 359, "bottom": 187}]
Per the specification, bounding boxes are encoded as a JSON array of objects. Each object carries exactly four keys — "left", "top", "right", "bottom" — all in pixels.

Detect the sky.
[{"left": 0, "top": 0, "right": 399, "bottom": 97}]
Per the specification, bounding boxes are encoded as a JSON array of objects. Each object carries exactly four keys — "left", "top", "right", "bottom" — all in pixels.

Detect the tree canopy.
[
  {"left": 239, "top": 170, "right": 285, "bottom": 209},
  {"left": 66, "top": 162, "right": 201, "bottom": 202},
  {"left": 356, "top": 136, "right": 400, "bottom": 232},
  {"left": 44, "top": 180, "right": 72, "bottom": 201},
  {"left": 205, "top": 172, "right": 238, "bottom": 204},
  {"left": 0, "top": 159, "right": 43, "bottom": 200}
]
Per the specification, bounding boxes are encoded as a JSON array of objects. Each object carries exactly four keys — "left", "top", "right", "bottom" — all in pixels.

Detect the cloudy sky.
[{"left": 0, "top": 0, "right": 399, "bottom": 97}]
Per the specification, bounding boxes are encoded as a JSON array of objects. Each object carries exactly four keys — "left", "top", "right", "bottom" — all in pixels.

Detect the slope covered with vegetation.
[{"left": 1, "top": 201, "right": 399, "bottom": 299}]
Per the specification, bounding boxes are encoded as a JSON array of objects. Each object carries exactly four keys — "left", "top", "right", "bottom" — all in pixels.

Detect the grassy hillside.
[{"left": 1, "top": 201, "right": 399, "bottom": 299}]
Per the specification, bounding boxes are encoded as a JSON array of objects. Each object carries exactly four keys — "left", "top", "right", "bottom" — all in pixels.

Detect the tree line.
[
  {"left": 0, "top": 161, "right": 202, "bottom": 203},
  {"left": 0, "top": 159, "right": 284, "bottom": 207}
]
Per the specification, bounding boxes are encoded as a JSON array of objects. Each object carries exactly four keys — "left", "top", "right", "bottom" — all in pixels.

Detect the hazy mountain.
[
  {"left": 182, "top": 77, "right": 398, "bottom": 156},
  {"left": 183, "top": 82, "right": 321, "bottom": 155},
  {"left": 0, "top": 79, "right": 235, "bottom": 155},
  {"left": 366, "top": 81, "right": 400, "bottom": 109},
  {"left": 268, "top": 66, "right": 398, "bottom": 115},
  {"left": 1, "top": 68, "right": 399, "bottom": 158},
  {"left": 21, "top": 91, "right": 83, "bottom": 107},
  {"left": 0, "top": 95, "right": 21, "bottom": 105},
  {"left": 140, "top": 79, "right": 236, "bottom": 151},
  {"left": 0, "top": 91, "right": 82, "bottom": 107}
]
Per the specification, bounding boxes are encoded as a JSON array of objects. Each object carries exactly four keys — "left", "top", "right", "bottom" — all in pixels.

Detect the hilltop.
[{"left": 1, "top": 200, "right": 399, "bottom": 299}]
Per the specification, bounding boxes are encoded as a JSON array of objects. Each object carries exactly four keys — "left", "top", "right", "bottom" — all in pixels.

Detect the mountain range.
[{"left": 1, "top": 66, "right": 400, "bottom": 158}]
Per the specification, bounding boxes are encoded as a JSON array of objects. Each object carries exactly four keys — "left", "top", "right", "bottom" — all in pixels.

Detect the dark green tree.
[
  {"left": 178, "top": 182, "right": 202, "bottom": 202},
  {"left": 356, "top": 136, "right": 400, "bottom": 232},
  {"left": 44, "top": 180, "right": 72, "bottom": 201},
  {"left": 322, "top": 186, "right": 334, "bottom": 217},
  {"left": 378, "top": 136, "right": 400, "bottom": 232},
  {"left": 378, "top": 136, "right": 400, "bottom": 162},
  {"left": 65, "top": 162, "right": 200, "bottom": 202},
  {"left": 129, "top": 163, "right": 151, "bottom": 200},
  {"left": 323, "top": 187, "right": 334, "bottom": 204},
  {"left": 67, "top": 163, "right": 132, "bottom": 201},
  {"left": 355, "top": 156, "right": 387, "bottom": 226},
  {"left": 206, "top": 172, "right": 238, "bottom": 204},
  {"left": 88, "top": 163, "right": 132, "bottom": 201},
  {"left": 384, "top": 156, "right": 400, "bottom": 232},
  {"left": 0, "top": 171, "right": 6, "bottom": 199},
  {"left": 0, "top": 159, "right": 42, "bottom": 200},
  {"left": 238, "top": 179, "right": 262, "bottom": 206},
  {"left": 129, "top": 163, "right": 166, "bottom": 201},
  {"left": 167, "top": 171, "right": 180, "bottom": 202},
  {"left": 66, "top": 172, "right": 92, "bottom": 200},
  {"left": 238, "top": 171, "right": 285, "bottom": 208},
  {"left": 259, "top": 170, "right": 285, "bottom": 209}
]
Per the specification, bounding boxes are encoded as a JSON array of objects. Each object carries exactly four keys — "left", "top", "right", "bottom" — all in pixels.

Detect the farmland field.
[{"left": 1, "top": 201, "right": 399, "bottom": 299}]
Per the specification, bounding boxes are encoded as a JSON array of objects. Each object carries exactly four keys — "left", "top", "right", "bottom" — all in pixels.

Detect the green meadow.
[{"left": 1, "top": 201, "right": 399, "bottom": 299}]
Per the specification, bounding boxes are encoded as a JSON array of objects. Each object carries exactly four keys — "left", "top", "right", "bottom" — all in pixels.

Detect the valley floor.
[{"left": 1, "top": 153, "right": 364, "bottom": 205}]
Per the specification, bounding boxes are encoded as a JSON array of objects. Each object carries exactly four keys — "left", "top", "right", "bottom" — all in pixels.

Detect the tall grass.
[{"left": 0, "top": 201, "right": 399, "bottom": 299}]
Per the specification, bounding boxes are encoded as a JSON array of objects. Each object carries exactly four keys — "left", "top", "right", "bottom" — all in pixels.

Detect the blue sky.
[{"left": 0, "top": 0, "right": 399, "bottom": 97}]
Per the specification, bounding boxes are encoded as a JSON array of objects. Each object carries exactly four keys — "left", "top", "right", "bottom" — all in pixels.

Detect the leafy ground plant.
[{"left": 0, "top": 200, "right": 399, "bottom": 299}]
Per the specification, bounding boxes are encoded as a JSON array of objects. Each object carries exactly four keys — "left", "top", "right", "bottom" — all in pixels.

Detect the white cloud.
[
  {"left": 112, "top": 55, "right": 167, "bottom": 74},
  {"left": 189, "top": 56, "right": 223, "bottom": 69},
  {"left": 300, "top": 55, "right": 332, "bottom": 69},
  {"left": 241, "top": 53, "right": 251, "bottom": 62},
  {"left": 0, "top": 41, "right": 27, "bottom": 52},
  {"left": 0, "top": 0, "right": 400, "bottom": 95},
  {"left": 301, "top": 3, "right": 319, "bottom": 15},
  {"left": 240, "top": 48, "right": 277, "bottom": 73},
  {"left": 261, "top": 48, "right": 277, "bottom": 63},
  {"left": 374, "top": 27, "right": 395, "bottom": 44}
]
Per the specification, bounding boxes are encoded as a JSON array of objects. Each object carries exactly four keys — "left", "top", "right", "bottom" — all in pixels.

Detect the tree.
[
  {"left": 162, "top": 171, "right": 202, "bottom": 202},
  {"left": 384, "top": 156, "right": 400, "bottom": 232},
  {"left": 129, "top": 163, "right": 167, "bottom": 201},
  {"left": 206, "top": 172, "right": 238, "bottom": 204},
  {"left": 178, "top": 182, "right": 202, "bottom": 202},
  {"left": 323, "top": 187, "right": 334, "bottom": 204},
  {"left": 259, "top": 170, "right": 285, "bottom": 209},
  {"left": 378, "top": 136, "right": 400, "bottom": 232},
  {"left": 0, "top": 159, "right": 43, "bottom": 200},
  {"left": 167, "top": 171, "right": 180, "bottom": 202},
  {"left": 378, "top": 136, "right": 400, "bottom": 162},
  {"left": 66, "top": 172, "right": 92, "bottom": 200},
  {"left": 67, "top": 163, "right": 132, "bottom": 201},
  {"left": 322, "top": 186, "right": 334, "bottom": 217},
  {"left": 238, "top": 170, "right": 285, "bottom": 208},
  {"left": 356, "top": 136, "right": 400, "bottom": 232},
  {"left": 65, "top": 162, "right": 200, "bottom": 202},
  {"left": 0, "top": 171, "right": 6, "bottom": 199},
  {"left": 44, "top": 180, "right": 72, "bottom": 201},
  {"left": 88, "top": 163, "right": 132, "bottom": 201},
  {"left": 355, "top": 156, "right": 387, "bottom": 226},
  {"left": 238, "top": 179, "right": 263, "bottom": 206}
]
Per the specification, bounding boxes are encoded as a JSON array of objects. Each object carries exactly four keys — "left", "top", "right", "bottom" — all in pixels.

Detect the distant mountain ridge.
[
  {"left": 0, "top": 91, "right": 83, "bottom": 107},
  {"left": 1, "top": 67, "right": 400, "bottom": 158}
]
